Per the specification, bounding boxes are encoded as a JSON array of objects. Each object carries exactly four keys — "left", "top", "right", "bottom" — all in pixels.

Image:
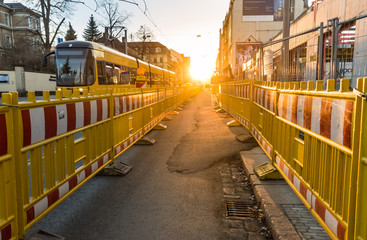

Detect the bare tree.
[
  {"left": 26, "top": 0, "right": 76, "bottom": 53},
  {"left": 100, "top": 0, "right": 132, "bottom": 39}
]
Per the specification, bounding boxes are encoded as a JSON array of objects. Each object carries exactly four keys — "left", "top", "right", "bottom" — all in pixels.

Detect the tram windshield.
[{"left": 56, "top": 48, "right": 95, "bottom": 86}]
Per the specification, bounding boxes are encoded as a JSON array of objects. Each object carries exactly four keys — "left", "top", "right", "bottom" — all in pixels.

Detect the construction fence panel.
[
  {"left": 217, "top": 78, "right": 363, "bottom": 240},
  {"left": 0, "top": 94, "right": 17, "bottom": 240}
]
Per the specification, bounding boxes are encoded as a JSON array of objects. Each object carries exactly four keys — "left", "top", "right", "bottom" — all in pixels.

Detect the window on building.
[
  {"left": 145, "top": 48, "right": 149, "bottom": 53},
  {"left": 29, "top": 17, "right": 33, "bottom": 28},
  {"left": 35, "top": 19, "right": 40, "bottom": 30},
  {"left": 156, "top": 47, "right": 161, "bottom": 53},
  {"left": 4, "top": 13, "right": 10, "bottom": 26},
  {"left": 5, "top": 36, "right": 12, "bottom": 48}
]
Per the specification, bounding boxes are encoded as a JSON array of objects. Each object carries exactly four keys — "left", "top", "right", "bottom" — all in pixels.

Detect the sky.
[
  {"left": 11, "top": 0, "right": 315, "bottom": 82},
  {"left": 69, "top": 0, "right": 231, "bottom": 81}
]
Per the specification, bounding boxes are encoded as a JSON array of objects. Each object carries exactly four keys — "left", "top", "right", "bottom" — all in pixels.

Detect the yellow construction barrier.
[
  {"left": 218, "top": 78, "right": 367, "bottom": 240},
  {"left": 0, "top": 85, "right": 199, "bottom": 239}
]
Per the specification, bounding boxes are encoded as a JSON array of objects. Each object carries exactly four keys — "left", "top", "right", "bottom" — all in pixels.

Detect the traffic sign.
[{"left": 137, "top": 67, "right": 145, "bottom": 76}]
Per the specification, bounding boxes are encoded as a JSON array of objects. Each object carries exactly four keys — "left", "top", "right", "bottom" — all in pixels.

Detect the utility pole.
[{"left": 282, "top": 0, "right": 291, "bottom": 82}]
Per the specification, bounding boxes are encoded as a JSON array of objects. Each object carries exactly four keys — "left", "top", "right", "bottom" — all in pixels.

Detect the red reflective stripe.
[
  {"left": 26, "top": 206, "right": 35, "bottom": 223},
  {"left": 282, "top": 95, "right": 288, "bottom": 119},
  {"left": 98, "top": 158, "right": 104, "bottom": 168},
  {"left": 85, "top": 165, "right": 92, "bottom": 178},
  {"left": 304, "top": 97, "right": 313, "bottom": 130},
  {"left": 315, "top": 199, "right": 326, "bottom": 221},
  {"left": 343, "top": 101, "right": 353, "bottom": 148},
  {"left": 126, "top": 96, "right": 130, "bottom": 112},
  {"left": 22, "top": 109, "right": 31, "bottom": 147},
  {"left": 1, "top": 224, "right": 11, "bottom": 240},
  {"left": 320, "top": 99, "right": 332, "bottom": 139},
  {"left": 119, "top": 97, "right": 124, "bottom": 114},
  {"left": 67, "top": 103, "right": 76, "bottom": 131},
  {"left": 0, "top": 114, "right": 7, "bottom": 156},
  {"left": 69, "top": 175, "right": 78, "bottom": 190},
  {"left": 48, "top": 188, "right": 59, "bottom": 206},
  {"left": 300, "top": 183, "right": 308, "bottom": 200},
  {"left": 83, "top": 102, "right": 91, "bottom": 126},
  {"left": 97, "top": 100, "right": 102, "bottom": 121},
  {"left": 44, "top": 106, "right": 57, "bottom": 139},
  {"left": 291, "top": 95, "right": 298, "bottom": 123},
  {"left": 337, "top": 223, "right": 346, "bottom": 240}
]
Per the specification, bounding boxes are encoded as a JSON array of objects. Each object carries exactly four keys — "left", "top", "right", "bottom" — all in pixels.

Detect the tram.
[{"left": 45, "top": 41, "right": 176, "bottom": 95}]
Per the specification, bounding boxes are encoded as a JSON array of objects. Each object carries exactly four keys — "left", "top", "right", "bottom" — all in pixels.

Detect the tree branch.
[{"left": 50, "top": 17, "right": 65, "bottom": 45}]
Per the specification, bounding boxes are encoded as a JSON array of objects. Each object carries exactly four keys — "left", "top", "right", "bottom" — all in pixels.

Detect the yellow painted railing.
[
  {"left": 0, "top": 86, "right": 200, "bottom": 239},
  {"left": 218, "top": 78, "right": 367, "bottom": 240}
]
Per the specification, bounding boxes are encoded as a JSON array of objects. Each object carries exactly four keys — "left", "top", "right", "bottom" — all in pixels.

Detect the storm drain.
[{"left": 225, "top": 201, "right": 257, "bottom": 219}]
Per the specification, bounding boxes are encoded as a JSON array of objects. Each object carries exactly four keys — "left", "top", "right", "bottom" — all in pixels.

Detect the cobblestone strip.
[{"left": 282, "top": 204, "right": 330, "bottom": 240}]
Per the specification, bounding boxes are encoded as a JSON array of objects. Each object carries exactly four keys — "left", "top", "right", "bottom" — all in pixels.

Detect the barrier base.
[
  {"left": 216, "top": 108, "right": 225, "bottom": 113},
  {"left": 136, "top": 136, "right": 156, "bottom": 145},
  {"left": 98, "top": 162, "right": 133, "bottom": 176},
  {"left": 175, "top": 107, "right": 183, "bottom": 111},
  {"left": 236, "top": 133, "right": 257, "bottom": 143},
  {"left": 254, "top": 162, "right": 283, "bottom": 180},
  {"left": 28, "top": 229, "right": 65, "bottom": 240},
  {"left": 153, "top": 123, "right": 167, "bottom": 130},
  {"left": 162, "top": 116, "right": 172, "bottom": 121},
  {"left": 168, "top": 111, "right": 179, "bottom": 115},
  {"left": 227, "top": 120, "right": 241, "bottom": 127}
]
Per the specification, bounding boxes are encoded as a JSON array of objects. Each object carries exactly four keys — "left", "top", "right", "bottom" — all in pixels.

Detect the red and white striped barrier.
[
  {"left": 278, "top": 94, "right": 353, "bottom": 148},
  {"left": 235, "top": 85, "right": 250, "bottom": 99},
  {"left": 144, "top": 93, "right": 158, "bottom": 106},
  {"left": 144, "top": 114, "right": 164, "bottom": 132},
  {"left": 22, "top": 99, "right": 110, "bottom": 147},
  {"left": 0, "top": 224, "right": 11, "bottom": 240},
  {"left": 0, "top": 114, "right": 7, "bottom": 156},
  {"left": 253, "top": 87, "right": 275, "bottom": 112},
  {"left": 115, "top": 130, "right": 143, "bottom": 155},
  {"left": 166, "top": 90, "right": 174, "bottom": 98},
  {"left": 159, "top": 91, "right": 166, "bottom": 101},
  {"left": 275, "top": 155, "right": 346, "bottom": 240},
  {"left": 114, "top": 95, "right": 143, "bottom": 116},
  {"left": 26, "top": 153, "right": 110, "bottom": 225},
  {"left": 228, "top": 109, "right": 250, "bottom": 128},
  {"left": 252, "top": 127, "right": 273, "bottom": 157}
]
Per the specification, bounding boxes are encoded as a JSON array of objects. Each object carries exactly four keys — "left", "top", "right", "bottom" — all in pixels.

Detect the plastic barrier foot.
[
  {"left": 235, "top": 133, "right": 257, "bottom": 143},
  {"left": 216, "top": 108, "right": 225, "bottom": 113},
  {"left": 153, "top": 123, "right": 167, "bottom": 130},
  {"left": 254, "top": 162, "right": 283, "bottom": 180},
  {"left": 98, "top": 162, "right": 133, "bottom": 176},
  {"left": 136, "top": 136, "right": 156, "bottom": 145},
  {"left": 162, "top": 116, "right": 172, "bottom": 121},
  {"left": 227, "top": 120, "right": 241, "bottom": 127},
  {"left": 168, "top": 111, "right": 179, "bottom": 115},
  {"left": 175, "top": 107, "right": 183, "bottom": 111},
  {"left": 28, "top": 229, "right": 65, "bottom": 240}
]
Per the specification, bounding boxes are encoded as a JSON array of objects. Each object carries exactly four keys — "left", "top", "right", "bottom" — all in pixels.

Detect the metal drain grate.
[{"left": 225, "top": 201, "right": 257, "bottom": 219}]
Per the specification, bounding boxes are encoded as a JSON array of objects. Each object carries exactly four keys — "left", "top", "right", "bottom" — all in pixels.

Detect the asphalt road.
[{"left": 26, "top": 90, "right": 256, "bottom": 240}]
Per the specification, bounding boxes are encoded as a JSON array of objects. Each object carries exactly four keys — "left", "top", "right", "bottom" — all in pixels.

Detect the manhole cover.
[{"left": 225, "top": 201, "right": 257, "bottom": 219}]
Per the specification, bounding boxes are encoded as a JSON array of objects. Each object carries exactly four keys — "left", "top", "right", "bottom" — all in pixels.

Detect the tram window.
[
  {"left": 120, "top": 71, "right": 130, "bottom": 84},
  {"left": 130, "top": 68, "right": 137, "bottom": 84},
  {"left": 97, "top": 60, "right": 106, "bottom": 84},
  {"left": 85, "top": 50, "right": 95, "bottom": 85}
]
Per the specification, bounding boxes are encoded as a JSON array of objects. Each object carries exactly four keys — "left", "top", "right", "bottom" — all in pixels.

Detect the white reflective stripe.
[
  {"left": 124, "top": 141, "right": 128, "bottom": 149},
  {"left": 56, "top": 104, "right": 68, "bottom": 135},
  {"left": 103, "top": 154, "right": 109, "bottom": 164},
  {"left": 134, "top": 95, "right": 138, "bottom": 109},
  {"left": 293, "top": 175, "right": 300, "bottom": 192},
  {"left": 91, "top": 161, "right": 98, "bottom": 173},
  {"left": 102, "top": 99, "right": 108, "bottom": 119},
  {"left": 116, "top": 146, "right": 121, "bottom": 154},
  {"left": 307, "top": 189, "right": 312, "bottom": 206},
  {"left": 297, "top": 96, "right": 305, "bottom": 127},
  {"left": 325, "top": 210, "right": 338, "bottom": 236},
  {"left": 90, "top": 100, "right": 97, "bottom": 124},
  {"left": 284, "top": 164, "right": 289, "bottom": 177},
  {"left": 122, "top": 96, "right": 127, "bottom": 113},
  {"left": 75, "top": 102, "right": 84, "bottom": 129},
  {"left": 77, "top": 171, "right": 86, "bottom": 184},
  {"left": 278, "top": 95, "right": 284, "bottom": 117},
  {"left": 129, "top": 96, "right": 133, "bottom": 110},
  {"left": 286, "top": 95, "right": 292, "bottom": 121},
  {"left": 59, "top": 181, "right": 69, "bottom": 198},
  {"left": 269, "top": 92, "right": 274, "bottom": 112},
  {"left": 34, "top": 197, "right": 48, "bottom": 217},
  {"left": 331, "top": 99, "right": 346, "bottom": 145},
  {"left": 311, "top": 194, "right": 316, "bottom": 210},
  {"left": 311, "top": 98, "right": 322, "bottom": 134},
  {"left": 30, "top": 108, "right": 45, "bottom": 144},
  {"left": 114, "top": 97, "right": 120, "bottom": 115}
]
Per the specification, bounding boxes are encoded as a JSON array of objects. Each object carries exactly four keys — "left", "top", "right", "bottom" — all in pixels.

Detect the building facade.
[
  {"left": 217, "top": 0, "right": 307, "bottom": 80},
  {"left": 0, "top": 1, "right": 42, "bottom": 69}
]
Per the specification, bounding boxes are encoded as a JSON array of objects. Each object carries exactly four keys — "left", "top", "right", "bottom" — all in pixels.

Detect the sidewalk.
[{"left": 240, "top": 147, "right": 330, "bottom": 240}]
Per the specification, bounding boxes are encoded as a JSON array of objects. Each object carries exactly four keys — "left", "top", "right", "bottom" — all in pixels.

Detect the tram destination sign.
[{"left": 243, "top": 0, "right": 283, "bottom": 21}]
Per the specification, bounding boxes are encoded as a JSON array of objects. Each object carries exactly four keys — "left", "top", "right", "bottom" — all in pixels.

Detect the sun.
[{"left": 190, "top": 60, "right": 212, "bottom": 83}]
